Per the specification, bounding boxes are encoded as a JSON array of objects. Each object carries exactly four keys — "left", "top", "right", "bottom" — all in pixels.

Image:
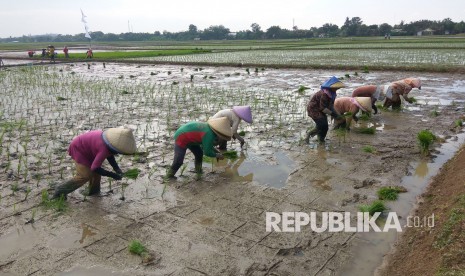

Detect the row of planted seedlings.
[{"left": 0, "top": 65, "right": 311, "bottom": 218}]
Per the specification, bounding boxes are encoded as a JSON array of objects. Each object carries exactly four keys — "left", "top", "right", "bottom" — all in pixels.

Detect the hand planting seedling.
[
  {"left": 223, "top": 150, "right": 238, "bottom": 160},
  {"left": 123, "top": 168, "right": 141, "bottom": 180}
]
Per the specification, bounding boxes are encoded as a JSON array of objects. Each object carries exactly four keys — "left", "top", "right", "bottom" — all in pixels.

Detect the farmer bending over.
[
  {"left": 167, "top": 118, "right": 232, "bottom": 179},
  {"left": 333, "top": 97, "right": 372, "bottom": 130},
  {"left": 53, "top": 128, "right": 137, "bottom": 199},
  {"left": 384, "top": 78, "right": 421, "bottom": 109},
  {"left": 305, "top": 76, "right": 344, "bottom": 144},
  {"left": 211, "top": 105, "right": 253, "bottom": 150}
]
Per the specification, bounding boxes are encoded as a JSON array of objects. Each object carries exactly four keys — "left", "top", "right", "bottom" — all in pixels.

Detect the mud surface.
[{"left": 0, "top": 62, "right": 465, "bottom": 275}]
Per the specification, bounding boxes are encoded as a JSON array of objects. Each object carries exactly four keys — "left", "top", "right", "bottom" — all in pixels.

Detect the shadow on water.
[
  {"left": 212, "top": 150, "right": 295, "bottom": 188},
  {"left": 339, "top": 131, "right": 465, "bottom": 276}
]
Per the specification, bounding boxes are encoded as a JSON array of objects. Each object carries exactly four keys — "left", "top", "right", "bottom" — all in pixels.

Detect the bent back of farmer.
[
  {"left": 168, "top": 118, "right": 232, "bottom": 179},
  {"left": 211, "top": 105, "right": 253, "bottom": 149},
  {"left": 53, "top": 128, "right": 137, "bottom": 199}
]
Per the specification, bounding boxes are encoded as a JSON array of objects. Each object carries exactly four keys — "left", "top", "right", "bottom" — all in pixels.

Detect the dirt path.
[{"left": 378, "top": 145, "right": 465, "bottom": 276}]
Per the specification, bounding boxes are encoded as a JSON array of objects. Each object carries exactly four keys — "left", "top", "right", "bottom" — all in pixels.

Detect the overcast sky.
[{"left": 1, "top": 0, "right": 464, "bottom": 38}]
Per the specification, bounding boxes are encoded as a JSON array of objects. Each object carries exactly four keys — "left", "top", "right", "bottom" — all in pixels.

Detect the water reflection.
[
  {"left": 414, "top": 160, "right": 429, "bottom": 178},
  {"left": 217, "top": 151, "right": 295, "bottom": 188}
]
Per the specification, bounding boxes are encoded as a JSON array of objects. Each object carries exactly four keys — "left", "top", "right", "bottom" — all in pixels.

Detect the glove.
[
  {"left": 216, "top": 153, "right": 224, "bottom": 160},
  {"left": 115, "top": 168, "right": 123, "bottom": 176},
  {"left": 109, "top": 172, "right": 122, "bottom": 181}
]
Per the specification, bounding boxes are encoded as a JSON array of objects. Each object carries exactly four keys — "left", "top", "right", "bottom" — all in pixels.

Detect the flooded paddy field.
[{"left": 0, "top": 62, "right": 465, "bottom": 275}]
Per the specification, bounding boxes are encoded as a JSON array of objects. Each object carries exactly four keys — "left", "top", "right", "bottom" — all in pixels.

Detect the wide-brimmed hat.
[
  {"left": 207, "top": 117, "right": 232, "bottom": 141},
  {"left": 102, "top": 128, "right": 137, "bottom": 154},
  {"left": 355, "top": 97, "right": 373, "bottom": 112},
  {"left": 232, "top": 106, "right": 253, "bottom": 123},
  {"left": 403, "top": 78, "right": 422, "bottom": 90},
  {"left": 321, "top": 76, "right": 345, "bottom": 90}
]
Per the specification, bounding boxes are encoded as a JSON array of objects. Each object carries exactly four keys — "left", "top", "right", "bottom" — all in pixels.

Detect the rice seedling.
[
  {"left": 41, "top": 190, "right": 67, "bottom": 213},
  {"left": 377, "top": 187, "right": 402, "bottom": 200},
  {"left": 455, "top": 119, "right": 463, "bottom": 127},
  {"left": 179, "top": 164, "right": 188, "bottom": 176},
  {"left": 356, "top": 127, "right": 376, "bottom": 135},
  {"left": 358, "top": 113, "right": 371, "bottom": 121},
  {"left": 24, "top": 187, "right": 31, "bottom": 201},
  {"left": 128, "top": 240, "right": 148, "bottom": 256},
  {"left": 238, "top": 130, "right": 246, "bottom": 136},
  {"left": 123, "top": 168, "right": 141, "bottom": 180},
  {"left": 362, "top": 145, "right": 375, "bottom": 153},
  {"left": 417, "top": 130, "right": 436, "bottom": 155},
  {"left": 359, "top": 200, "right": 387, "bottom": 216},
  {"left": 11, "top": 182, "right": 19, "bottom": 195},
  {"left": 430, "top": 108, "right": 439, "bottom": 117},
  {"left": 297, "top": 85, "right": 308, "bottom": 95},
  {"left": 223, "top": 150, "right": 238, "bottom": 160}
]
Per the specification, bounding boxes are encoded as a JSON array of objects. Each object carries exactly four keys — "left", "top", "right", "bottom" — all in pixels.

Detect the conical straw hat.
[
  {"left": 207, "top": 117, "right": 232, "bottom": 141},
  {"left": 232, "top": 106, "right": 253, "bottom": 123},
  {"left": 355, "top": 97, "right": 373, "bottom": 113},
  {"left": 102, "top": 128, "right": 137, "bottom": 154},
  {"left": 403, "top": 78, "right": 421, "bottom": 89},
  {"left": 321, "top": 76, "right": 345, "bottom": 90}
]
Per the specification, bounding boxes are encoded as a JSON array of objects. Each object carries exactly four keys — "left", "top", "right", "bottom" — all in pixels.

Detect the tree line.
[{"left": 2, "top": 17, "right": 464, "bottom": 43}]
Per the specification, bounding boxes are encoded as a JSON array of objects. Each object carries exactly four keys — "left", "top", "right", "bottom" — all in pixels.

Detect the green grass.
[
  {"left": 128, "top": 240, "right": 148, "bottom": 256},
  {"left": 377, "top": 187, "right": 402, "bottom": 200},
  {"left": 362, "top": 145, "right": 375, "bottom": 153},
  {"left": 417, "top": 130, "right": 436, "bottom": 155},
  {"left": 359, "top": 200, "right": 387, "bottom": 216},
  {"left": 455, "top": 119, "right": 463, "bottom": 127}
]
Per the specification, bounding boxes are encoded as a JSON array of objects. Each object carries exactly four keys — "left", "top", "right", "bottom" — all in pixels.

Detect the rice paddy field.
[{"left": 1, "top": 36, "right": 465, "bottom": 275}]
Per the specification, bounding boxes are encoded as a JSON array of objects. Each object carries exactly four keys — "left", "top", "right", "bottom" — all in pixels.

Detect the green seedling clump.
[
  {"left": 359, "top": 200, "right": 387, "bottom": 216},
  {"left": 359, "top": 113, "right": 371, "bottom": 121},
  {"left": 356, "top": 127, "right": 376, "bottom": 135},
  {"left": 41, "top": 190, "right": 67, "bottom": 213},
  {"left": 128, "top": 240, "right": 148, "bottom": 256},
  {"left": 377, "top": 187, "right": 402, "bottom": 200},
  {"left": 238, "top": 130, "right": 246, "bottom": 137},
  {"left": 123, "top": 168, "right": 140, "bottom": 180},
  {"left": 297, "top": 85, "right": 309, "bottom": 94},
  {"left": 455, "top": 119, "right": 463, "bottom": 127},
  {"left": 417, "top": 130, "right": 436, "bottom": 155},
  {"left": 56, "top": 96, "right": 68, "bottom": 101},
  {"left": 362, "top": 145, "right": 375, "bottom": 153},
  {"left": 223, "top": 150, "right": 238, "bottom": 160}
]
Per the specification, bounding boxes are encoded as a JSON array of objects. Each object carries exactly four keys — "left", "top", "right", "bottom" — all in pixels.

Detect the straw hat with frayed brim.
[
  {"left": 355, "top": 97, "right": 373, "bottom": 113},
  {"left": 232, "top": 106, "right": 253, "bottom": 123},
  {"left": 403, "top": 78, "right": 422, "bottom": 90},
  {"left": 207, "top": 117, "right": 232, "bottom": 141},
  {"left": 102, "top": 128, "right": 137, "bottom": 155}
]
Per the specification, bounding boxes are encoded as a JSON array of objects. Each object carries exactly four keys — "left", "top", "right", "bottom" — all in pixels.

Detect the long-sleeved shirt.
[
  {"left": 68, "top": 130, "right": 112, "bottom": 171},
  {"left": 307, "top": 90, "right": 337, "bottom": 119},
  {"left": 211, "top": 109, "right": 241, "bottom": 134},
  {"left": 174, "top": 122, "right": 217, "bottom": 157},
  {"left": 334, "top": 97, "right": 360, "bottom": 126}
]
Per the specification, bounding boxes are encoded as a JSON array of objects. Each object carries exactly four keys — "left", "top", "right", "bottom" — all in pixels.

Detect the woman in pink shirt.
[{"left": 53, "top": 128, "right": 137, "bottom": 199}]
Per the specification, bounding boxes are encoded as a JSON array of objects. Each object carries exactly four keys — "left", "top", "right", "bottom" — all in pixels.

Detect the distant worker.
[
  {"left": 28, "top": 50, "right": 35, "bottom": 58},
  {"left": 210, "top": 106, "right": 253, "bottom": 150},
  {"left": 86, "top": 48, "right": 93, "bottom": 59},
  {"left": 41, "top": 48, "right": 46, "bottom": 58},
  {"left": 63, "top": 46, "right": 69, "bottom": 58},
  {"left": 305, "top": 76, "right": 345, "bottom": 144}
]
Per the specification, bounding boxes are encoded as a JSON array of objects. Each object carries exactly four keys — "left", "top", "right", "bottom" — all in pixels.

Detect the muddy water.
[
  {"left": 339, "top": 131, "right": 465, "bottom": 276},
  {"left": 215, "top": 151, "right": 295, "bottom": 188},
  {"left": 0, "top": 224, "right": 39, "bottom": 260},
  {"left": 59, "top": 265, "right": 130, "bottom": 276}
]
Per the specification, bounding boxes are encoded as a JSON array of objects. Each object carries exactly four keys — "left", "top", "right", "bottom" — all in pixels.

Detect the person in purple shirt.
[{"left": 53, "top": 128, "right": 137, "bottom": 199}]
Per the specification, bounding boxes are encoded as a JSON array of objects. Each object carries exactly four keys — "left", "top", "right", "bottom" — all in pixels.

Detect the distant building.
[{"left": 417, "top": 28, "right": 434, "bottom": 36}]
